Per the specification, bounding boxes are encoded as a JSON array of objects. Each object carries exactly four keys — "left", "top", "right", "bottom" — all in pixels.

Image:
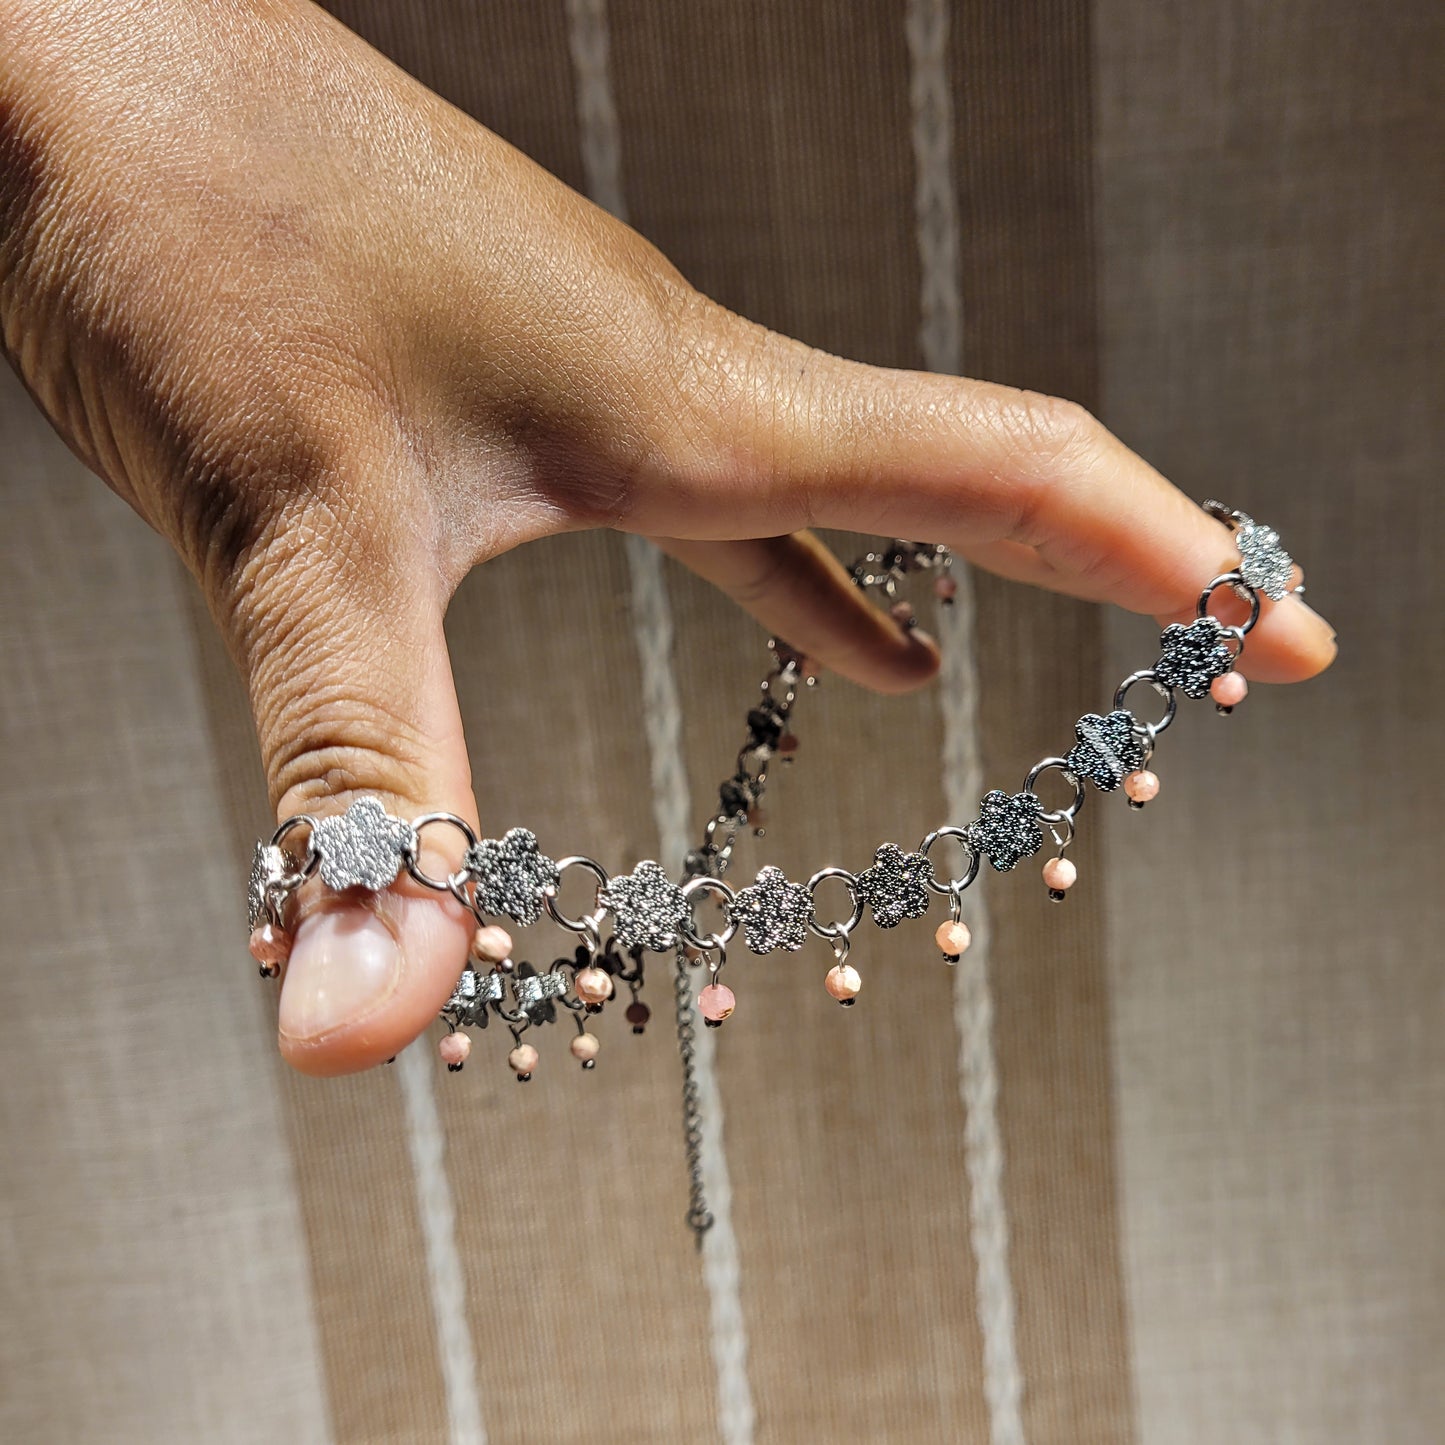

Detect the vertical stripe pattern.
[
  {"left": 907, "top": 2, "right": 1027, "bottom": 1442},
  {"left": 563, "top": 5, "right": 756, "bottom": 1439},
  {"left": 396, "top": 1042, "right": 487, "bottom": 1445}
]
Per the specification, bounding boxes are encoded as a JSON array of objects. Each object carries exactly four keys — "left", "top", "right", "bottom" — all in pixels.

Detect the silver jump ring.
[
  {"left": 1023, "top": 757, "right": 1087, "bottom": 824},
  {"left": 805, "top": 867, "right": 865, "bottom": 941},
  {"left": 544, "top": 855, "right": 610, "bottom": 933},
  {"left": 1197, "top": 572, "right": 1262, "bottom": 635},
  {"left": 1112, "top": 671, "right": 1178, "bottom": 738},
  {"left": 404, "top": 812, "right": 480, "bottom": 892},
  {"left": 681, "top": 875, "right": 739, "bottom": 952},
  {"left": 919, "top": 826, "right": 981, "bottom": 895},
  {"left": 269, "top": 814, "right": 321, "bottom": 882}
]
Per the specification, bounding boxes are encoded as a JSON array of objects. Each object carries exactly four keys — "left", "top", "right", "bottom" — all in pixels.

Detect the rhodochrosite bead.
[
  {"left": 1042, "top": 856, "right": 1077, "bottom": 891},
  {"left": 470, "top": 924, "right": 513, "bottom": 964},
  {"left": 570, "top": 1032, "right": 601, "bottom": 1065},
  {"left": 1211, "top": 672, "right": 1248, "bottom": 709},
  {"left": 935, "top": 920, "right": 971, "bottom": 960},
  {"left": 574, "top": 966, "right": 613, "bottom": 1005},
  {"left": 438, "top": 1032, "right": 471, "bottom": 1070},
  {"left": 698, "top": 983, "right": 736, "bottom": 1026},
  {"left": 1124, "top": 769, "right": 1159, "bottom": 805},
  {"left": 825, "top": 963, "right": 862, "bottom": 1004},
  {"left": 508, "top": 1043, "right": 539, "bottom": 1080},
  {"left": 248, "top": 923, "right": 292, "bottom": 976}
]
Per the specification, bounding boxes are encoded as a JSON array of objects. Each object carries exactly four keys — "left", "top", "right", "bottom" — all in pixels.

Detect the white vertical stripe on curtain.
[
  {"left": 906, "top": 2, "right": 1028, "bottom": 1441},
  {"left": 563, "top": 5, "right": 757, "bottom": 1441},
  {"left": 397, "top": 1040, "right": 488, "bottom": 1445}
]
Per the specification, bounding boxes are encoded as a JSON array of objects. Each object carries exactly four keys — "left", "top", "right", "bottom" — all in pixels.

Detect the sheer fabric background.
[{"left": 2, "top": 2, "right": 1440, "bottom": 1441}]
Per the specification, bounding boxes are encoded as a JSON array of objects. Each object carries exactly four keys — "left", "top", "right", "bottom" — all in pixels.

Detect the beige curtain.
[{"left": 2, "top": 2, "right": 1440, "bottom": 1441}]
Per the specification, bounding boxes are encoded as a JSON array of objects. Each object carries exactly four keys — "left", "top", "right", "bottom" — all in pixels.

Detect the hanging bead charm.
[
  {"left": 570, "top": 1017, "right": 601, "bottom": 1070},
  {"left": 697, "top": 945, "right": 736, "bottom": 1028},
  {"left": 507, "top": 1025, "right": 539, "bottom": 1083},
  {"left": 1211, "top": 672, "right": 1249, "bottom": 714},
  {"left": 439, "top": 1029, "right": 471, "bottom": 1072},
  {"left": 1124, "top": 769, "right": 1160, "bottom": 809},
  {"left": 824, "top": 936, "right": 862, "bottom": 1005},
  {"left": 1041, "top": 815, "right": 1078, "bottom": 901}
]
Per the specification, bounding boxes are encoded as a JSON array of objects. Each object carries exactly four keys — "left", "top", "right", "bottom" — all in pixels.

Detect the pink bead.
[
  {"left": 698, "top": 983, "right": 736, "bottom": 1024},
  {"left": 1042, "top": 856, "right": 1077, "bottom": 891},
  {"left": 249, "top": 923, "right": 292, "bottom": 975},
  {"left": 934, "top": 574, "right": 958, "bottom": 602},
  {"left": 1211, "top": 672, "right": 1248, "bottom": 707},
  {"left": 824, "top": 963, "right": 862, "bottom": 1002},
  {"left": 570, "top": 1032, "right": 601, "bottom": 1063},
  {"left": 1124, "top": 769, "right": 1160, "bottom": 803},
  {"left": 890, "top": 601, "right": 915, "bottom": 627},
  {"left": 935, "top": 921, "right": 972, "bottom": 958},
  {"left": 574, "top": 966, "right": 613, "bottom": 1005},
  {"left": 438, "top": 1032, "right": 471, "bottom": 1067},
  {"left": 508, "top": 1043, "right": 539, "bottom": 1078},
  {"left": 470, "top": 924, "right": 513, "bottom": 965}
]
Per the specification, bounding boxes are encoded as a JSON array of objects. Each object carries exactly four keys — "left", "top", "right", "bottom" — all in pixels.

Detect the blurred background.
[{"left": 2, "top": 2, "right": 1440, "bottom": 1442}]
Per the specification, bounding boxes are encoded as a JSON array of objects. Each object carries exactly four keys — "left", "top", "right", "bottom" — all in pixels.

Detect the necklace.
[{"left": 245, "top": 498, "right": 1296, "bottom": 1237}]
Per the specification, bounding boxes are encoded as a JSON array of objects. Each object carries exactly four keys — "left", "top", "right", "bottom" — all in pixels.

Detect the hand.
[{"left": 1, "top": 0, "right": 1335, "bottom": 1075}]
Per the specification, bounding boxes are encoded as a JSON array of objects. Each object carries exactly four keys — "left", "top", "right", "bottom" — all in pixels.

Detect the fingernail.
[
  {"left": 279, "top": 905, "right": 401, "bottom": 1042},
  {"left": 1286, "top": 593, "right": 1338, "bottom": 649}
]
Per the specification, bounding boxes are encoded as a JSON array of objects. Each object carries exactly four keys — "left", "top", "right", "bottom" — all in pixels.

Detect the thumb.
[{"left": 232, "top": 540, "right": 476, "bottom": 1077}]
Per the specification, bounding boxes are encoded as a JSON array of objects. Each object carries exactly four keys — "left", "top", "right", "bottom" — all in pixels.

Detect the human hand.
[{"left": 0, "top": 0, "right": 1335, "bottom": 1074}]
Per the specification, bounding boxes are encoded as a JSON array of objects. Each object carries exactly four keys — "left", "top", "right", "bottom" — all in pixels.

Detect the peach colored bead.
[
  {"left": 1124, "top": 769, "right": 1160, "bottom": 803},
  {"left": 574, "top": 966, "right": 613, "bottom": 1005},
  {"left": 825, "top": 963, "right": 862, "bottom": 1002},
  {"left": 570, "top": 1032, "right": 601, "bottom": 1063},
  {"left": 935, "top": 574, "right": 958, "bottom": 602},
  {"left": 1211, "top": 672, "right": 1248, "bottom": 706},
  {"left": 469, "top": 924, "right": 513, "bottom": 965},
  {"left": 249, "top": 923, "right": 292, "bottom": 975},
  {"left": 508, "top": 1043, "right": 539, "bottom": 1077},
  {"left": 1042, "top": 856, "right": 1078, "bottom": 891},
  {"left": 438, "top": 1032, "right": 471, "bottom": 1067},
  {"left": 698, "top": 983, "right": 736, "bottom": 1024},
  {"left": 935, "top": 920, "right": 972, "bottom": 958},
  {"left": 890, "top": 600, "right": 915, "bottom": 627}
]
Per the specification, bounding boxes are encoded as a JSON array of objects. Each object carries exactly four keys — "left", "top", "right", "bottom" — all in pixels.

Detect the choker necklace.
[{"left": 245, "top": 499, "right": 1299, "bottom": 1238}]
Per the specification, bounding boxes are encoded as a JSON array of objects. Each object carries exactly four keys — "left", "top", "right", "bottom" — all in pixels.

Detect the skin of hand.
[{"left": 0, "top": 0, "right": 1335, "bottom": 1075}]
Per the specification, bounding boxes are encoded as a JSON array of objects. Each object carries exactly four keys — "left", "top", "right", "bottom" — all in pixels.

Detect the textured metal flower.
[
  {"left": 1235, "top": 513, "right": 1293, "bottom": 601},
  {"left": 1064, "top": 710, "right": 1148, "bottom": 792},
  {"left": 511, "top": 964, "right": 567, "bottom": 1025},
  {"left": 442, "top": 967, "right": 503, "bottom": 1029},
  {"left": 312, "top": 798, "right": 415, "bottom": 892},
  {"left": 729, "top": 866, "right": 814, "bottom": 953},
  {"left": 464, "top": 827, "right": 559, "bottom": 927},
  {"left": 854, "top": 844, "right": 935, "bottom": 929},
  {"left": 247, "top": 842, "right": 297, "bottom": 931},
  {"left": 601, "top": 860, "right": 689, "bottom": 952},
  {"left": 1155, "top": 617, "right": 1236, "bottom": 699},
  {"left": 965, "top": 790, "right": 1045, "bottom": 872}
]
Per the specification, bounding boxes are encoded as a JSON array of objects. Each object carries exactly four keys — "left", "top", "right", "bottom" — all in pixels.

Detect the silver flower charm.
[
  {"left": 965, "top": 790, "right": 1045, "bottom": 872},
  {"left": 247, "top": 842, "right": 297, "bottom": 931},
  {"left": 1155, "top": 617, "right": 1236, "bottom": 699},
  {"left": 1235, "top": 513, "right": 1293, "bottom": 601},
  {"left": 511, "top": 966, "right": 567, "bottom": 1023},
  {"left": 730, "top": 866, "right": 814, "bottom": 953},
  {"left": 442, "top": 967, "right": 503, "bottom": 1029},
  {"left": 1064, "top": 710, "right": 1147, "bottom": 792},
  {"left": 601, "top": 860, "right": 689, "bottom": 952},
  {"left": 855, "top": 844, "right": 935, "bottom": 929},
  {"left": 311, "top": 797, "right": 415, "bottom": 892},
  {"left": 464, "top": 827, "right": 559, "bottom": 927}
]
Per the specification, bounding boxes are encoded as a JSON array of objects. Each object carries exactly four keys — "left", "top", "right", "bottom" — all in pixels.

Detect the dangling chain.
[{"left": 245, "top": 501, "right": 1300, "bottom": 1238}]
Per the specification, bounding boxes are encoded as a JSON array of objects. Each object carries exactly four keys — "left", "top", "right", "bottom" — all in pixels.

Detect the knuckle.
[{"left": 262, "top": 680, "right": 437, "bottom": 818}]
